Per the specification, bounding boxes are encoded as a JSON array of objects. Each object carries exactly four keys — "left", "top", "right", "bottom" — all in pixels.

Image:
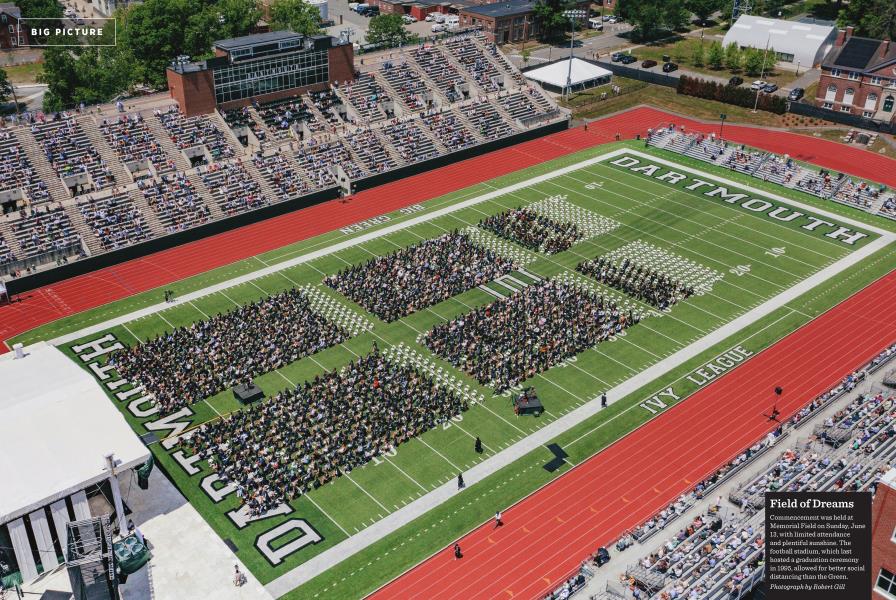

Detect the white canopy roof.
[
  {"left": 524, "top": 58, "right": 612, "bottom": 88},
  {"left": 0, "top": 342, "right": 149, "bottom": 524},
  {"left": 722, "top": 15, "right": 837, "bottom": 66}
]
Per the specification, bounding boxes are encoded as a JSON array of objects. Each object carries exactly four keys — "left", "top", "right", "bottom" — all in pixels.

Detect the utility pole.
[
  {"left": 562, "top": 9, "right": 587, "bottom": 99},
  {"left": 752, "top": 35, "right": 770, "bottom": 113}
]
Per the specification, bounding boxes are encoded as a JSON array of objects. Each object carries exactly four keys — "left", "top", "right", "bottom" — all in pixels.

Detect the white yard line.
[
  {"left": 385, "top": 457, "right": 429, "bottom": 492},
  {"left": 305, "top": 494, "right": 351, "bottom": 537},
  {"left": 416, "top": 437, "right": 462, "bottom": 472},
  {"left": 46, "top": 148, "right": 890, "bottom": 350},
  {"left": 341, "top": 469, "right": 390, "bottom": 514},
  {"left": 265, "top": 229, "right": 894, "bottom": 598},
  {"left": 188, "top": 301, "right": 209, "bottom": 319}
]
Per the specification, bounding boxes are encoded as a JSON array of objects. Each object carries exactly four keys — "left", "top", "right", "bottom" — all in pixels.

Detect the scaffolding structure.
[{"left": 65, "top": 516, "right": 118, "bottom": 600}]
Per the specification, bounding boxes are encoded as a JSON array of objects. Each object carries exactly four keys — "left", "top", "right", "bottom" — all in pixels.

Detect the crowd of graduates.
[
  {"left": 426, "top": 280, "right": 639, "bottom": 392},
  {"left": 111, "top": 289, "right": 347, "bottom": 414},
  {"left": 477, "top": 208, "right": 583, "bottom": 254},
  {"left": 576, "top": 257, "right": 695, "bottom": 310},
  {"left": 324, "top": 231, "right": 517, "bottom": 322},
  {"left": 178, "top": 345, "right": 468, "bottom": 512}
]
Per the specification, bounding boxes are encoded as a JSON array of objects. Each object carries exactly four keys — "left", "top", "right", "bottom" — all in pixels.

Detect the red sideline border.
[
  {"left": 368, "top": 254, "right": 896, "bottom": 600},
  {"left": 2, "top": 105, "right": 895, "bottom": 347}
]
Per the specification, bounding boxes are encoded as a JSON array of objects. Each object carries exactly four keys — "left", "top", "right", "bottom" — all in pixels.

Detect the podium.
[
  {"left": 233, "top": 383, "right": 264, "bottom": 405},
  {"left": 513, "top": 387, "right": 543, "bottom": 416}
]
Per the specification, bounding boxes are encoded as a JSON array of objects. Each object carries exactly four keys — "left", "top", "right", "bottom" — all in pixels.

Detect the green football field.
[{"left": 18, "top": 141, "right": 896, "bottom": 599}]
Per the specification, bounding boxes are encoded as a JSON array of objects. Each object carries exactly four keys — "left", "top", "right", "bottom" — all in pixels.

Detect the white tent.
[
  {"left": 0, "top": 342, "right": 149, "bottom": 581},
  {"left": 722, "top": 15, "right": 837, "bottom": 67},
  {"left": 524, "top": 58, "right": 612, "bottom": 93}
]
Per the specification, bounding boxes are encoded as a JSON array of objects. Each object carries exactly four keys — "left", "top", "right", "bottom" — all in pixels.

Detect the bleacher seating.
[
  {"left": 255, "top": 96, "right": 322, "bottom": 139},
  {"left": 0, "top": 234, "right": 14, "bottom": 266},
  {"left": 0, "top": 32, "right": 562, "bottom": 279},
  {"left": 78, "top": 192, "right": 149, "bottom": 250},
  {"left": 381, "top": 119, "right": 439, "bottom": 164},
  {"left": 381, "top": 61, "right": 431, "bottom": 111},
  {"left": 252, "top": 151, "right": 310, "bottom": 201},
  {"left": 832, "top": 177, "right": 883, "bottom": 209},
  {"left": 411, "top": 45, "right": 465, "bottom": 102},
  {"left": 0, "top": 130, "right": 50, "bottom": 206},
  {"left": 341, "top": 73, "right": 392, "bottom": 123},
  {"left": 308, "top": 89, "right": 344, "bottom": 128},
  {"left": 200, "top": 160, "right": 268, "bottom": 216},
  {"left": 31, "top": 118, "right": 114, "bottom": 189},
  {"left": 220, "top": 106, "right": 267, "bottom": 142},
  {"left": 138, "top": 173, "right": 211, "bottom": 233},
  {"left": 157, "top": 107, "right": 235, "bottom": 160},
  {"left": 444, "top": 36, "right": 502, "bottom": 93},
  {"left": 100, "top": 114, "right": 175, "bottom": 173},
  {"left": 295, "top": 139, "right": 363, "bottom": 188},
  {"left": 881, "top": 196, "right": 896, "bottom": 219},
  {"left": 11, "top": 205, "right": 81, "bottom": 259},
  {"left": 421, "top": 109, "right": 477, "bottom": 150},
  {"left": 344, "top": 128, "right": 396, "bottom": 173},
  {"left": 465, "top": 100, "right": 516, "bottom": 140}
]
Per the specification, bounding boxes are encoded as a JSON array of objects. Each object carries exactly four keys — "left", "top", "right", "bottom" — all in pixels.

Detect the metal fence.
[
  {"left": 788, "top": 101, "right": 895, "bottom": 134},
  {"left": 593, "top": 61, "right": 680, "bottom": 88}
]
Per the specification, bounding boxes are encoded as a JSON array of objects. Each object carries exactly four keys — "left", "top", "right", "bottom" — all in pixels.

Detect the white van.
[
  {"left": 444, "top": 15, "right": 459, "bottom": 27},
  {"left": 588, "top": 17, "right": 603, "bottom": 30}
]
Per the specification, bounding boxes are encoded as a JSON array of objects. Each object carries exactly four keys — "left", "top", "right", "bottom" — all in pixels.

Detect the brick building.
[
  {"left": 815, "top": 27, "right": 896, "bottom": 125},
  {"left": 871, "top": 469, "right": 896, "bottom": 598},
  {"left": 459, "top": 0, "right": 588, "bottom": 44},
  {"left": 166, "top": 31, "right": 354, "bottom": 116},
  {"left": 0, "top": 3, "right": 28, "bottom": 49}
]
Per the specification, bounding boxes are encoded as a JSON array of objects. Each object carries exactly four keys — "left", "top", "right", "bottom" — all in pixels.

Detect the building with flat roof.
[
  {"left": 722, "top": 15, "right": 837, "bottom": 67},
  {"left": 815, "top": 27, "right": 896, "bottom": 124},
  {"left": 0, "top": 342, "right": 149, "bottom": 587},
  {"left": 166, "top": 30, "right": 354, "bottom": 116},
  {"left": 459, "top": 0, "right": 587, "bottom": 44}
]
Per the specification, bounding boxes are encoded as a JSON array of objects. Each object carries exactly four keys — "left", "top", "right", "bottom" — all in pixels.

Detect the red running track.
[
  {"left": 2, "top": 106, "right": 895, "bottom": 345},
  {"left": 369, "top": 270, "right": 896, "bottom": 600}
]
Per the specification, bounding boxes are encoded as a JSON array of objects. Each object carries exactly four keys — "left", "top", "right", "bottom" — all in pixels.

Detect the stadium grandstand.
[
  {"left": 0, "top": 29, "right": 564, "bottom": 289},
  {"left": 3, "top": 17, "right": 896, "bottom": 599}
]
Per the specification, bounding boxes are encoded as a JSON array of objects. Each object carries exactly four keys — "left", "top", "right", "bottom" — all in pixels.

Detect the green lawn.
[{"left": 37, "top": 140, "right": 896, "bottom": 600}]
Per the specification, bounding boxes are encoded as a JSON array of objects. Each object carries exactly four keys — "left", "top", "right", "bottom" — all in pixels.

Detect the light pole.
[
  {"left": 752, "top": 35, "right": 771, "bottom": 113},
  {"left": 562, "top": 8, "right": 587, "bottom": 99}
]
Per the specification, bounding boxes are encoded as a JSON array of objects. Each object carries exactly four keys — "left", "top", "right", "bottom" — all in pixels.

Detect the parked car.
[
  {"left": 750, "top": 80, "right": 768, "bottom": 90},
  {"left": 607, "top": 16, "right": 618, "bottom": 23},
  {"left": 620, "top": 54, "right": 637, "bottom": 65},
  {"left": 602, "top": 14, "right": 611, "bottom": 21},
  {"left": 788, "top": 87, "right": 804, "bottom": 101},
  {"left": 728, "top": 76, "right": 743, "bottom": 87},
  {"left": 424, "top": 13, "right": 435, "bottom": 21},
  {"left": 641, "top": 59, "right": 657, "bottom": 68},
  {"left": 662, "top": 62, "right": 678, "bottom": 73},
  {"left": 762, "top": 83, "right": 778, "bottom": 93},
  {"left": 431, "top": 23, "right": 446, "bottom": 32},
  {"left": 611, "top": 51, "right": 624, "bottom": 62},
  {"left": 402, "top": 14, "right": 417, "bottom": 23}
]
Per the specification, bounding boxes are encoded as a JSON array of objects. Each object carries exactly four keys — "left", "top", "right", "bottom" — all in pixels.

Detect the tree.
[
  {"left": 723, "top": 42, "right": 741, "bottom": 71},
  {"left": 521, "top": 46, "right": 531, "bottom": 68},
  {"left": 269, "top": 0, "right": 322, "bottom": 37},
  {"left": 685, "top": 0, "right": 724, "bottom": 24},
  {"left": 691, "top": 42, "right": 705, "bottom": 67},
  {"left": 532, "top": 0, "right": 573, "bottom": 42},
  {"left": 0, "top": 69, "right": 12, "bottom": 104},
  {"left": 366, "top": 14, "right": 416, "bottom": 47},
  {"left": 706, "top": 40, "right": 724, "bottom": 69},
  {"left": 16, "top": 0, "right": 63, "bottom": 19},
  {"left": 839, "top": 0, "right": 896, "bottom": 40},
  {"left": 214, "top": 0, "right": 263, "bottom": 40},
  {"left": 617, "top": 0, "right": 690, "bottom": 41},
  {"left": 742, "top": 47, "right": 765, "bottom": 76}
]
